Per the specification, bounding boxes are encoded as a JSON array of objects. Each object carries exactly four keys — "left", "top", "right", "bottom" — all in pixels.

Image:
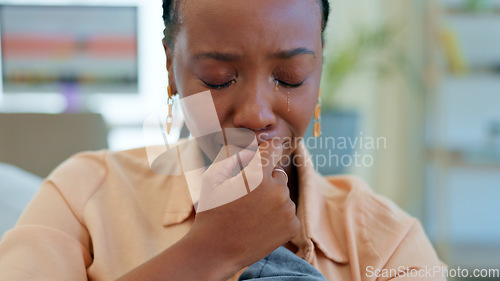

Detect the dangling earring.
[
  {"left": 313, "top": 89, "right": 322, "bottom": 138},
  {"left": 274, "top": 80, "right": 279, "bottom": 92},
  {"left": 167, "top": 85, "right": 175, "bottom": 134}
]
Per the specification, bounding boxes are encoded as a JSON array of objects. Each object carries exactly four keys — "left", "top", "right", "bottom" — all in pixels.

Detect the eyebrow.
[
  {"left": 192, "top": 52, "right": 242, "bottom": 62},
  {"left": 192, "top": 47, "right": 315, "bottom": 62},
  {"left": 271, "top": 48, "right": 316, "bottom": 59}
]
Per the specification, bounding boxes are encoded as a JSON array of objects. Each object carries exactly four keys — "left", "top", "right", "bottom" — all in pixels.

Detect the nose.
[{"left": 232, "top": 82, "right": 276, "bottom": 131}]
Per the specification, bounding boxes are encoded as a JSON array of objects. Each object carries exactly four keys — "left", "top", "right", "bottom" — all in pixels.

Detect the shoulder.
[
  {"left": 322, "top": 175, "right": 419, "bottom": 262},
  {"left": 47, "top": 149, "right": 109, "bottom": 195},
  {"left": 322, "top": 175, "right": 412, "bottom": 220},
  {"left": 45, "top": 147, "right": 155, "bottom": 218},
  {"left": 324, "top": 175, "right": 413, "bottom": 223},
  {"left": 47, "top": 146, "right": 153, "bottom": 184}
]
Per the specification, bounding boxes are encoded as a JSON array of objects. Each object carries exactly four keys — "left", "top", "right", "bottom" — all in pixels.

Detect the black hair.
[{"left": 162, "top": 0, "right": 330, "bottom": 49}]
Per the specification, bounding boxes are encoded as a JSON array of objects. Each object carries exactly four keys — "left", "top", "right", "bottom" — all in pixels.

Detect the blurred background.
[{"left": 0, "top": 0, "right": 499, "bottom": 279}]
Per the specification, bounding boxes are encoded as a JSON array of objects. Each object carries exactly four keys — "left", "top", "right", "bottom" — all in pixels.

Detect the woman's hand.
[
  {"left": 117, "top": 139, "right": 299, "bottom": 281},
  {"left": 184, "top": 138, "right": 300, "bottom": 278}
]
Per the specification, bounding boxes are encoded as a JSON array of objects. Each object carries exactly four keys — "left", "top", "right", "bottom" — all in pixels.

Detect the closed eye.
[
  {"left": 276, "top": 79, "right": 304, "bottom": 88},
  {"left": 202, "top": 79, "right": 236, "bottom": 90},
  {"left": 202, "top": 79, "right": 304, "bottom": 90}
]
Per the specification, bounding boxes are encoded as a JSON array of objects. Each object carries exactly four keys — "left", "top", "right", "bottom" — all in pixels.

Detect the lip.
[
  {"left": 255, "top": 133, "right": 290, "bottom": 148},
  {"left": 213, "top": 128, "right": 257, "bottom": 149},
  {"left": 212, "top": 127, "right": 289, "bottom": 149},
  {"left": 212, "top": 127, "right": 290, "bottom": 149}
]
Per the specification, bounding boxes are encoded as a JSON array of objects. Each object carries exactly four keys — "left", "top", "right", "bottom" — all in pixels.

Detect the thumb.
[{"left": 203, "top": 144, "right": 256, "bottom": 187}]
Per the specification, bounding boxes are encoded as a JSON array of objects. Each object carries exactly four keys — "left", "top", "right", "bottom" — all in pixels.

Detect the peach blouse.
[{"left": 0, "top": 141, "right": 445, "bottom": 280}]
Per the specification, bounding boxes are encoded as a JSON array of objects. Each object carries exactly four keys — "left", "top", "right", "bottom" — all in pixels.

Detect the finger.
[
  {"left": 199, "top": 145, "right": 252, "bottom": 213},
  {"left": 240, "top": 147, "right": 264, "bottom": 191},
  {"left": 205, "top": 144, "right": 259, "bottom": 183},
  {"left": 230, "top": 145, "right": 256, "bottom": 169},
  {"left": 258, "top": 138, "right": 284, "bottom": 176},
  {"left": 204, "top": 145, "right": 242, "bottom": 186},
  {"left": 271, "top": 167, "right": 288, "bottom": 184}
]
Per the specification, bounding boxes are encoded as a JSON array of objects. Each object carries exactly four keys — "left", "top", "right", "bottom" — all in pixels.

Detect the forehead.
[{"left": 176, "top": 0, "right": 322, "bottom": 56}]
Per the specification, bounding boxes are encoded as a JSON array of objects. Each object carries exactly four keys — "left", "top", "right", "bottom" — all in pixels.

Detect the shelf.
[
  {"left": 449, "top": 243, "right": 500, "bottom": 269},
  {"left": 440, "top": 0, "right": 500, "bottom": 15},
  {"left": 443, "top": 12, "right": 500, "bottom": 21},
  {"left": 427, "top": 147, "right": 500, "bottom": 169},
  {"left": 442, "top": 72, "right": 500, "bottom": 81},
  {"left": 443, "top": 7, "right": 500, "bottom": 15},
  {"left": 443, "top": 70, "right": 500, "bottom": 78}
]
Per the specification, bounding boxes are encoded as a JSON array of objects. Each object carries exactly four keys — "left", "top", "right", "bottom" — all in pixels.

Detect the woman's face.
[{"left": 166, "top": 0, "right": 323, "bottom": 157}]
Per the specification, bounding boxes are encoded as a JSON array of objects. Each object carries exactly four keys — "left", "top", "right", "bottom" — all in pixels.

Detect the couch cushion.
[{"left": 0, "top": 163, "right": 43, "bottom": 237}]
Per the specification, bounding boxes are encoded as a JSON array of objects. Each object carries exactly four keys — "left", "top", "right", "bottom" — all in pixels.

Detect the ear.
[{"left": 162, "top": 38, "right": 178, "bottom": 95}]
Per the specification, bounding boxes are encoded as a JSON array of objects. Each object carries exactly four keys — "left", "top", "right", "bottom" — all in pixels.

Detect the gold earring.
[
  {"left": 167, "top": 85, "right": 175, "bottom": 134},
  {"left": 274, "top": 80, "right": 279, "bottom": 92},
  {"left": 313, "top": 89, "right": 322, "bottom": 138}
]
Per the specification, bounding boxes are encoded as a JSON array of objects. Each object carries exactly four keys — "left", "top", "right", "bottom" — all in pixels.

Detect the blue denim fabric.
[{"left": 238, "top": 246, "right": 327, "bottom": 281}]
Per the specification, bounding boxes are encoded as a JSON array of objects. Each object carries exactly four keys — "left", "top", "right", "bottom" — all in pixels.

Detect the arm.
[
  {"left": 0, "top": 167, "right": 237, "bottom": 281},
  {"left": 116, "top": 226, "right": 239, "bottom": 281},
  {"left": 0, "top": 152, "right": 103, "bottom": 280},
  {"left": 1, "top": 140, "right": 299, "bottom": 281},
  {"left": 118, "top": 140, "right": 299, "bottom": 281},
  {"left": 0, "top": 181, "right": 91, "bottom": 281}
]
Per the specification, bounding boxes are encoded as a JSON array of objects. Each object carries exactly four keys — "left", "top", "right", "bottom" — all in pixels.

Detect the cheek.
[
  {"left": 280, "top": 88, "right": 318, "bottom": 156},
  {"left": 289, "top": 88, "right": 319, "bottom": 137},
  {"left": 211, "top": 94, "right": 234, "bottom": 125}
]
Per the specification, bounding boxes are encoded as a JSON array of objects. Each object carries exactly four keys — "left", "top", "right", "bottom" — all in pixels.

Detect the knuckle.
[
  {"left": 286, "top": 200, "right": 297, "bottom": 216},
  {"left": 281, "top": 200, "right": 296, "bottom": 220},
  {"left": 290, "top": 217, "right": 301, "bottom": 235},
  {"left": 284, "top": 217, "right": 300, "bottom": 240},
  {"left": 280, "top": 187, "right": 291, "bottom": 202},
  {"left": 276, "top": 190, "right": 289, "bottom": 205}
]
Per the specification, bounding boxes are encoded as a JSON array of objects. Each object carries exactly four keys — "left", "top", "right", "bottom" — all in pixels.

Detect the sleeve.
[
  {"left": 380, "top": 220, "right": 447, "bottom": 281},
  {"left": 0, "top": 152, "right": 105, "bottom": 281}
]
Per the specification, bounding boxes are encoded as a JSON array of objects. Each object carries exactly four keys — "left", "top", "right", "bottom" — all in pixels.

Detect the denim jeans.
[{"left": 238, "top": 246, "right": 327, "bottom": 281}]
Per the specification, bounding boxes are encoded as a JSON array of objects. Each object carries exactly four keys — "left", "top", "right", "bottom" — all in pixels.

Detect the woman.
[{"left": 0, "top": 0, "right": 445, "bottom": 280}]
